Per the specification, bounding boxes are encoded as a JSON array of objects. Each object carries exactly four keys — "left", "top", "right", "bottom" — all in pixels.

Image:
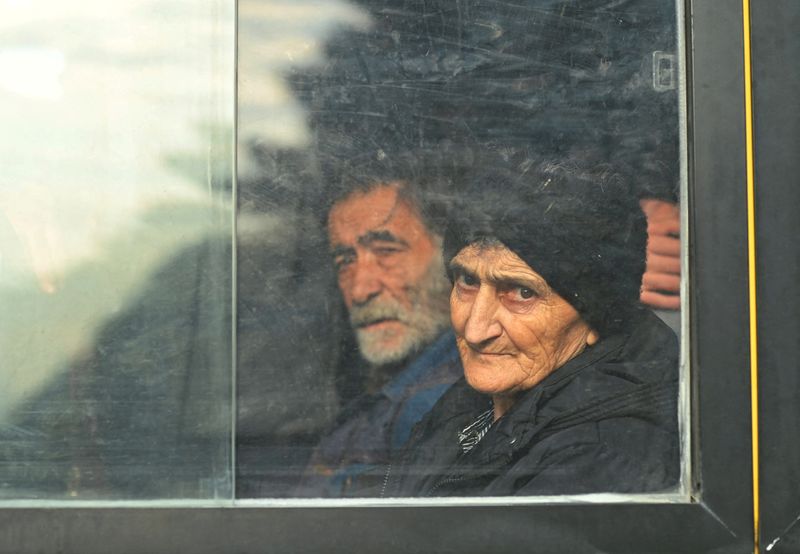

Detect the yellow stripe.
[{"left": 741, "top": 0, "right": 760, "bottom": 552}]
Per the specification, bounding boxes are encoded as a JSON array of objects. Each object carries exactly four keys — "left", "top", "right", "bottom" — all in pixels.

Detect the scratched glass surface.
[
  {"left": 0, "top": 0, "right": 684, "bottom": 502},
  {"left": 0, "top": 0, "right": 234, "bottom": 499},
  {"left": 237, "top": 0, "right": 687, "bottom": 499}
]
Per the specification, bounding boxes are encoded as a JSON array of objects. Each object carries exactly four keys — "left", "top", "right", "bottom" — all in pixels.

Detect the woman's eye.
[{"left": 507, "top": 286, "right": 537, "bottom": 301}]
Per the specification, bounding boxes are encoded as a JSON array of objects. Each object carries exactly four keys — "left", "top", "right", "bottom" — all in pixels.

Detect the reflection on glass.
[
  {"left": 235, "top": 0, "right": 370, "bottom": 498},
  {"left": 238, "top": 0, "right": 684, "bottom": 499},
  {"left": 0, "top": 0, "right": 234, "bottom": 499}
]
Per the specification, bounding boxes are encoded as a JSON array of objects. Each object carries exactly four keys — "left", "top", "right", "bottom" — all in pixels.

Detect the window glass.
[
  {"left": 237, "top": 0, "right": 686, "bottom": 499},
  {"left": 0, "top": 0, "right": 234, "bottom": 499},
  {"left": 0, "top": 0, "right": 685, "bottom": 503}
]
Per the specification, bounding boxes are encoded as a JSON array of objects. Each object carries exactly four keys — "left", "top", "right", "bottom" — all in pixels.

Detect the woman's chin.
[{"left": 463, "top": 366, "right": 510, "bottom": 397}]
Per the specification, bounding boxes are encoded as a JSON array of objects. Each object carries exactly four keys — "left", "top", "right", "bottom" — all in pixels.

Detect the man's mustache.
[{"left": 349, "top": 299, "right": 410, "bottom": 328}]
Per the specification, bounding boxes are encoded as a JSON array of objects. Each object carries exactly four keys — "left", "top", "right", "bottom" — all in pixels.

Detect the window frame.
[
  {"left": 751, "top": 1, "right": 800, "bottom": 552},
  {"left": 0, "top": 1, "right": 757, "bottom": 552}
]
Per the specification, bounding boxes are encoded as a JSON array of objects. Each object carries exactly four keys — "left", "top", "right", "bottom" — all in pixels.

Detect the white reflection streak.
[
  {"left": 0, "top": 0, "right": 234, "bottom": 418},
  {"left": 0, "top": 0, "right": 226, "bottom": 283},
  {"left": 0, "top": 48, "right": 64, "bottom": 101},
  {"left": 237, "top": 0, "right": 369, "bottom": 151}
]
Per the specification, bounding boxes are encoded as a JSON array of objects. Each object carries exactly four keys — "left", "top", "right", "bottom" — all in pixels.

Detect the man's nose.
[
  {"left": 348, "top": 256, "right": 384, "bottom": 306},
  {"left": 463, "top": 288, "right": 502, "bottom": 346}
]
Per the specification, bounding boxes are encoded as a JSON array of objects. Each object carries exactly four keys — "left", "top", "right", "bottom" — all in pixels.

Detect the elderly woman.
[{"left": 382, "top": 162, "right": 680, "bottom": 496}]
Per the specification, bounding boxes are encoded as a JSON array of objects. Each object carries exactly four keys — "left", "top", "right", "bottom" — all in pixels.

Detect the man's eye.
[
  {"left": 519, "top": 287, "right": 535, "bottom": 299},
  {"left": 373, "top": 246, "right": 401, "bottom": 256},
  {"left": 456, "top": 273, "right": 479, "bottom": 288},
  {"left": 334, "top": 255, "right": 355, "bottom": 271}
]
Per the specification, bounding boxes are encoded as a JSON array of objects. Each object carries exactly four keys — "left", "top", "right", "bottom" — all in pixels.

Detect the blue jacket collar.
[{"left": 381, "top": 330, "right": 459, "bottom": 402}]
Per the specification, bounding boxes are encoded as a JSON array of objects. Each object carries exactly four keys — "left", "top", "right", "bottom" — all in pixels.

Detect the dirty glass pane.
[
  {"left": 0, "top": 0, "right": 234, "bottom": 499},
  {"left": 237, "top": 0, "right": 686, "bottom": 499}
]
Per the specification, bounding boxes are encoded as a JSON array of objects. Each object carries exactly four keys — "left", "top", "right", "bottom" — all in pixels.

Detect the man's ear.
[{"left": 587, "top": 329, "right": 600, "bottom": 346}]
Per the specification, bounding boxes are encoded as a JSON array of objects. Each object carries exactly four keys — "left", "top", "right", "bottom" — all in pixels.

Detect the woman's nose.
[{"left": 463, "top": 287, "right": 503, "bottom": 346}]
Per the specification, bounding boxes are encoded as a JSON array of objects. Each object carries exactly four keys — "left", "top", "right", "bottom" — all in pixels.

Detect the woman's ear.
[{"left": 586, "top": 329, "right": 600, "bottom": 346}]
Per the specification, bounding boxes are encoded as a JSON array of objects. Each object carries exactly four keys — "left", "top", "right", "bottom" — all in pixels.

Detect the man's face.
[
  {"left": 449, "top": 243, "right": 599, "bottom": 400},
  {"left": 328, "top": 183, "right": 450, "bottom": 366}
]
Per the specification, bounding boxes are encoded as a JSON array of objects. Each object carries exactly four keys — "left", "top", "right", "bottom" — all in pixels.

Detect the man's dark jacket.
[
  {"left": 296, "top": 332, "right": 462, "bottom": 497},
  {"left": 382, "top": 310, "right": 680, "bottom": 497}
]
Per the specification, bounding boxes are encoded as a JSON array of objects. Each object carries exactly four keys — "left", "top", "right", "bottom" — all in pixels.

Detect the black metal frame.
[
  {"left": 0, "top": 1, "right": 757, "bottom": 552},
  {"left": 751, "top": 1, "right": 800, "bottom": 552}
]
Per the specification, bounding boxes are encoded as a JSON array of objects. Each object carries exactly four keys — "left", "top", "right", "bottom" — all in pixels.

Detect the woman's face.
[{"left": 449, "top": 243, "right": 599, "bottom": 400}]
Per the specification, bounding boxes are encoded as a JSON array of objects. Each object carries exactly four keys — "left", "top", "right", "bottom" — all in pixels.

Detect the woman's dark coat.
[{"left": 382, "top": 310, "right": 680, "bottom": 497}]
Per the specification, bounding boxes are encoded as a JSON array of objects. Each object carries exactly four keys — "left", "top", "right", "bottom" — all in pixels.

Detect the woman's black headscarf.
[{"left": 443, "top": 160, "right": 647, "bottom": 336}]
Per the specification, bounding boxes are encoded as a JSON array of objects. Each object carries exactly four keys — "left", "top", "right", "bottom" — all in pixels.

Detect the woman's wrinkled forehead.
[{"left": 449, "top": 243, "right": 549, "bottom": 290}]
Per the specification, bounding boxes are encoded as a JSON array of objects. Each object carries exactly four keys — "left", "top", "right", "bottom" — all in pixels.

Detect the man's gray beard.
[{"left": 349, "top": 257, "right": 451, "bottom": 367}]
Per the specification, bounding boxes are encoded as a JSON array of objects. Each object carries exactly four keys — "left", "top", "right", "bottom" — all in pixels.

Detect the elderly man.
[{"left": 297, "top": 172, "right": 463, "bottom": 497}]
